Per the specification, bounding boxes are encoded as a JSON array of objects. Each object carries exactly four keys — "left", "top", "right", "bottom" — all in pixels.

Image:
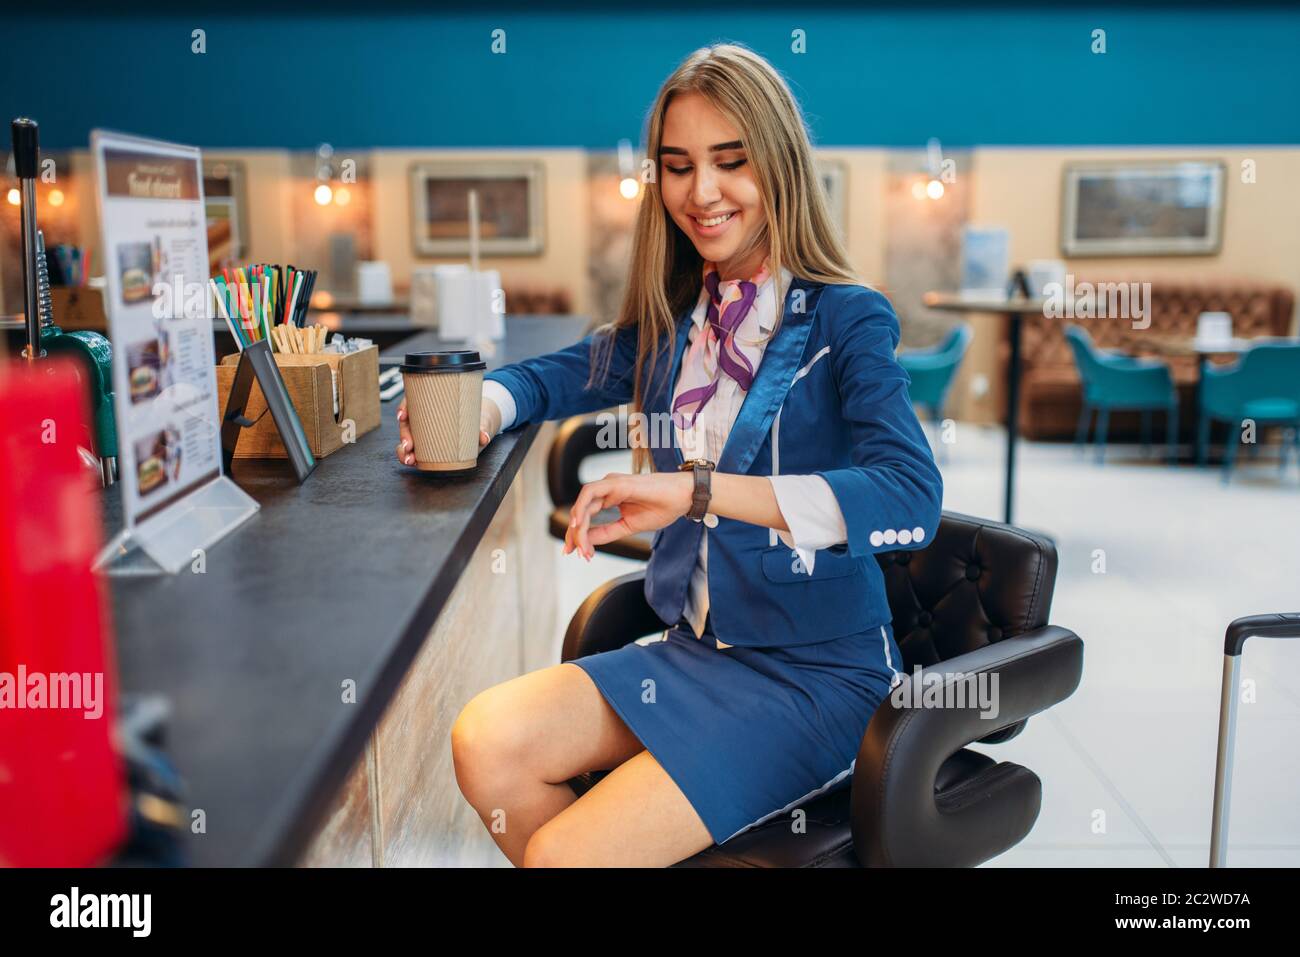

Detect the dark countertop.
[
  {"left": 8, "top": 311, "right": 480, "bottom": 362},
  {"left": 8, "top": 310, "right": 467, "bottom": 336},
  {"left": 101, "top": 315, "right": 589, "bottom": 866}
]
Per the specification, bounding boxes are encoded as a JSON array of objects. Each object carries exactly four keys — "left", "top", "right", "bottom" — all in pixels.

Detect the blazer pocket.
[{"left": 760, "top": 546, "right": 863, "bottom": 584}]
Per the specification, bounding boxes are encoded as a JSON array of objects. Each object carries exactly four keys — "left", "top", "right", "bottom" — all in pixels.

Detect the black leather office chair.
[
  {"left": 547, "top": 411, "right": 653, "bottom": 562},
  {"left": 561, "top": 510, "right": 1084, "bottom": 867}
]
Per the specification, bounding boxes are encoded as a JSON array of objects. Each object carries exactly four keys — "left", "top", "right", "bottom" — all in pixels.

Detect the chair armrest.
[
  {"left": 850, "top": 625, "right": 1083, "bottom": 867},
  {"left": 561, "top": 570, "right": 666, "bottom": 662}
]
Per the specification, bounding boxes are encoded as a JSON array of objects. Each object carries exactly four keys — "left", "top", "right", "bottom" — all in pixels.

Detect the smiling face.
[{"left": 658, "top": 91, "right": 767, "bottom": 281}]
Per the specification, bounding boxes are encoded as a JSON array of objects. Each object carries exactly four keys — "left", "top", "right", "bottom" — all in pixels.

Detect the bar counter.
[{"left": 100, "top": 316, "right": 589, "bottom": 866}]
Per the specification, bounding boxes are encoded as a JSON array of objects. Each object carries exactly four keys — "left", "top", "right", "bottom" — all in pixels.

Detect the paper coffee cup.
[{"left": 401, "top": 350, "right": 485, "bottom": 472}]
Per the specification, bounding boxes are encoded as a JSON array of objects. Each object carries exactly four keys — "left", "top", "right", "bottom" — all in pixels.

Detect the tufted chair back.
[
  {"left": 878, "top": 511, "right": 1055, "bottom": 668},
  {"left": 873, "top": 510, "right": 1057, "bottom": 743}
]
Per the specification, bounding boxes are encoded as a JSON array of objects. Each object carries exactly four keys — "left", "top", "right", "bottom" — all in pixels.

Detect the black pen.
[{"left": 298, "top": 271, "right": 317, "bottom": 327}]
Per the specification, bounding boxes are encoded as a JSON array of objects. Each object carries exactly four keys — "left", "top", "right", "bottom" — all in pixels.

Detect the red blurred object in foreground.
[{"left": 0, "top": 357, "right": 126, "bottom": 866}]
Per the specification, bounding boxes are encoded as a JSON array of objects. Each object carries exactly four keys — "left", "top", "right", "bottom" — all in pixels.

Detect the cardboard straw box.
[{"left": 215, "top": 345, "right": 380, "bottom": 458}]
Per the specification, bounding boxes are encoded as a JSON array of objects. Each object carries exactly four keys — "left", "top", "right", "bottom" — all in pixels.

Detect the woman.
[{"left": 396, "top": 43, "right": 942, "bottom": 867}]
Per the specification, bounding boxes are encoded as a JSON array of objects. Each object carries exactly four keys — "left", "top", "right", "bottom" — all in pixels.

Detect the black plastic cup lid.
[{"left": 400, "top": 350, "right": 486, "bottom": 374}]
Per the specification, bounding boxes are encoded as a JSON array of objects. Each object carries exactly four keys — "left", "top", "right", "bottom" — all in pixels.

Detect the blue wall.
[{"left": 4, "top": 6, "right": 1299, "bottom": 150}]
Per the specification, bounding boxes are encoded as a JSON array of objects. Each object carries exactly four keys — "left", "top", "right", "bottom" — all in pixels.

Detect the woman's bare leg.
[
  {"left": 451, "top": 662, "right": 644, "bottom": 866},
  {"left": 522, "top": 750, "right": 715, "bottom": 867}
]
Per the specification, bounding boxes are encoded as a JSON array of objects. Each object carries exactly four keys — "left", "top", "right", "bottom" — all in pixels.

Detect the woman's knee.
[
  {"left": 521, "top": 818, "right": 581, "bottom": 868},
  {"left": 450, "top": 685, "right": 534, "bottom": 791}
]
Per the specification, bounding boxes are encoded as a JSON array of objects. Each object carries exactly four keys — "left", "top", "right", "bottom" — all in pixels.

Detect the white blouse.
[{"left": 483, "top": 267, "right": 849, "bottom": 644}]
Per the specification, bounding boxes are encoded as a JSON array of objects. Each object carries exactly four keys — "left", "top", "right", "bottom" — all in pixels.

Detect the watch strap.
[{"left": 678, "top": 458, "right": 714, "bottom": 521}]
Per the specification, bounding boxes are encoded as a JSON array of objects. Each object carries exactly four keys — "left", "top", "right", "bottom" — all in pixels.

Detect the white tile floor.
[{"left": 545, "top": 424, "right": 1300, "bottom": 867}]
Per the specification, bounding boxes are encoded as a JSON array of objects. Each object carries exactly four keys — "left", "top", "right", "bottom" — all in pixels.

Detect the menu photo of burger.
[
  {"left": 126, "top": 339, "right": 162, "bottom": 405},
  {"left": 134, "top": 430, "right": 173, "bottom": 497},
  {"left": 117, "top": 240, "right": 156, "bottom": 305}
]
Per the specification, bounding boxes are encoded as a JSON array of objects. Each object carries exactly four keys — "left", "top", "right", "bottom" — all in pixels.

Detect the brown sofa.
[{"left": 1019, "top": 279, "right": 1295, "bottom": 439}]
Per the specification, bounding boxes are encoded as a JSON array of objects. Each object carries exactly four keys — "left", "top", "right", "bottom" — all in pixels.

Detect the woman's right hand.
[{"left": 396, "top": 396, "right": 503, "bottom": 466}]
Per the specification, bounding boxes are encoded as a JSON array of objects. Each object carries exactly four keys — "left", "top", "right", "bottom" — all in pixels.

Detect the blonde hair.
[{"left": 589, "top": 42, "right": 859, "bottom": 473}]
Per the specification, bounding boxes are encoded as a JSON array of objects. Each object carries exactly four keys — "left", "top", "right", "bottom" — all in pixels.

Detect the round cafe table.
[{"left": 922, "top": 291, "right": 1048, "bottom": 525}]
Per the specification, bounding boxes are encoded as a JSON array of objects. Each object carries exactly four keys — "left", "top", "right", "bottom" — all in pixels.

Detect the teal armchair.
[
  {"left": 1064, "top": 325, "right": 1178, "bottom": 463},
  {"left": 899, "top": 323, "right": 972, "bottom": 461},
  {"left": 1199, "top": 341, "right": 1300, "bottom": 482}
]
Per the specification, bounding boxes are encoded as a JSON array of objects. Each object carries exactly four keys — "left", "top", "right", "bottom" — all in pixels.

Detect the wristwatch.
[{"left": 677, "top": 457, "right": 715, "bottom": 522}]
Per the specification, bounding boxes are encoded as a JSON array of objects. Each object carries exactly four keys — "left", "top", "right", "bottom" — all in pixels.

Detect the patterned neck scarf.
[{"left": 670, "top": 259, "right": 771, "bottom": 431}]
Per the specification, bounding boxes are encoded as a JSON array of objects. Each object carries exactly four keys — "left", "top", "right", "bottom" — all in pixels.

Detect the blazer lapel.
[
  {"left": 658, "top": 277, "right": 825, "bottom": 473},
  {"left": 715, "top": 277, "right": 823, "bottom": 475}
]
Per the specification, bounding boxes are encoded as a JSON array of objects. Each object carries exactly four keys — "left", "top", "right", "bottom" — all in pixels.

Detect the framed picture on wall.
[
  {"left": 202, "top": 159, "right": 249, "bottom": 271},
  {"left": 410, "top": 160, "right": 545, "bottom": 257},
  {"left": 1061, "top": 160, "right": 1226, "bottom": 256},
  {"left": 815, "top": 157, "right": 848, "bottom": 242}
]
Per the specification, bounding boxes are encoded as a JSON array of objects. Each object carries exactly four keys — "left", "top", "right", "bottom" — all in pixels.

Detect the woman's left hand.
[{"left": 565, "top": 472, "right": 693, "bottom": 560}]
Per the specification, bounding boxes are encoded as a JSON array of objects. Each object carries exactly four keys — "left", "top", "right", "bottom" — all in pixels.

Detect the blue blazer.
[{"left": 485, "top": 279, "right": 943, "bottom": 647}]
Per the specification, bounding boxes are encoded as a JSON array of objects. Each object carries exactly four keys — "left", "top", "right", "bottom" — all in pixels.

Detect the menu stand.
[
  {"left": 96, "top": 477, "right": 260, "bottom": 577},
  {"left": 89, "top": 129, "right": 271, "bottom": 578}
]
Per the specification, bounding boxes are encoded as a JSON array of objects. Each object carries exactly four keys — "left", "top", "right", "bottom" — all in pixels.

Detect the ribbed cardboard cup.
[{"left": 401, "top": 350, "right": 485, "bottom": 472}]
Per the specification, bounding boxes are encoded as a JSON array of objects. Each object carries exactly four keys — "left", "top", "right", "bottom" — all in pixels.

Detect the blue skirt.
[{"left": 570, "top": 616, "right": 903, "bottom": 846}]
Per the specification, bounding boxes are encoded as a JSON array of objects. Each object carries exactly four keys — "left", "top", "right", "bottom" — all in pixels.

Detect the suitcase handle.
[
  {"left": 1212, "top": 613, "right": 1300, "bottom": 867},
  {"left": 1225, "top": 613, "right": 1300, "bottom": 656}
]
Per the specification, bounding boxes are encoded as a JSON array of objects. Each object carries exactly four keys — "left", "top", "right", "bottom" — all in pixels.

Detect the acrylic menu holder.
[
  {"left": 220, "top": 338, "right": 317, "bottom": 482},
  {"left": 97, "top": 341, "right": 315, "bottom": 576},
  {"left": 96, "top": 476, "right": 260, "bottom": 576},
  {"left": 90, "top": 129, "right": 263, "bottom": 578}
]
